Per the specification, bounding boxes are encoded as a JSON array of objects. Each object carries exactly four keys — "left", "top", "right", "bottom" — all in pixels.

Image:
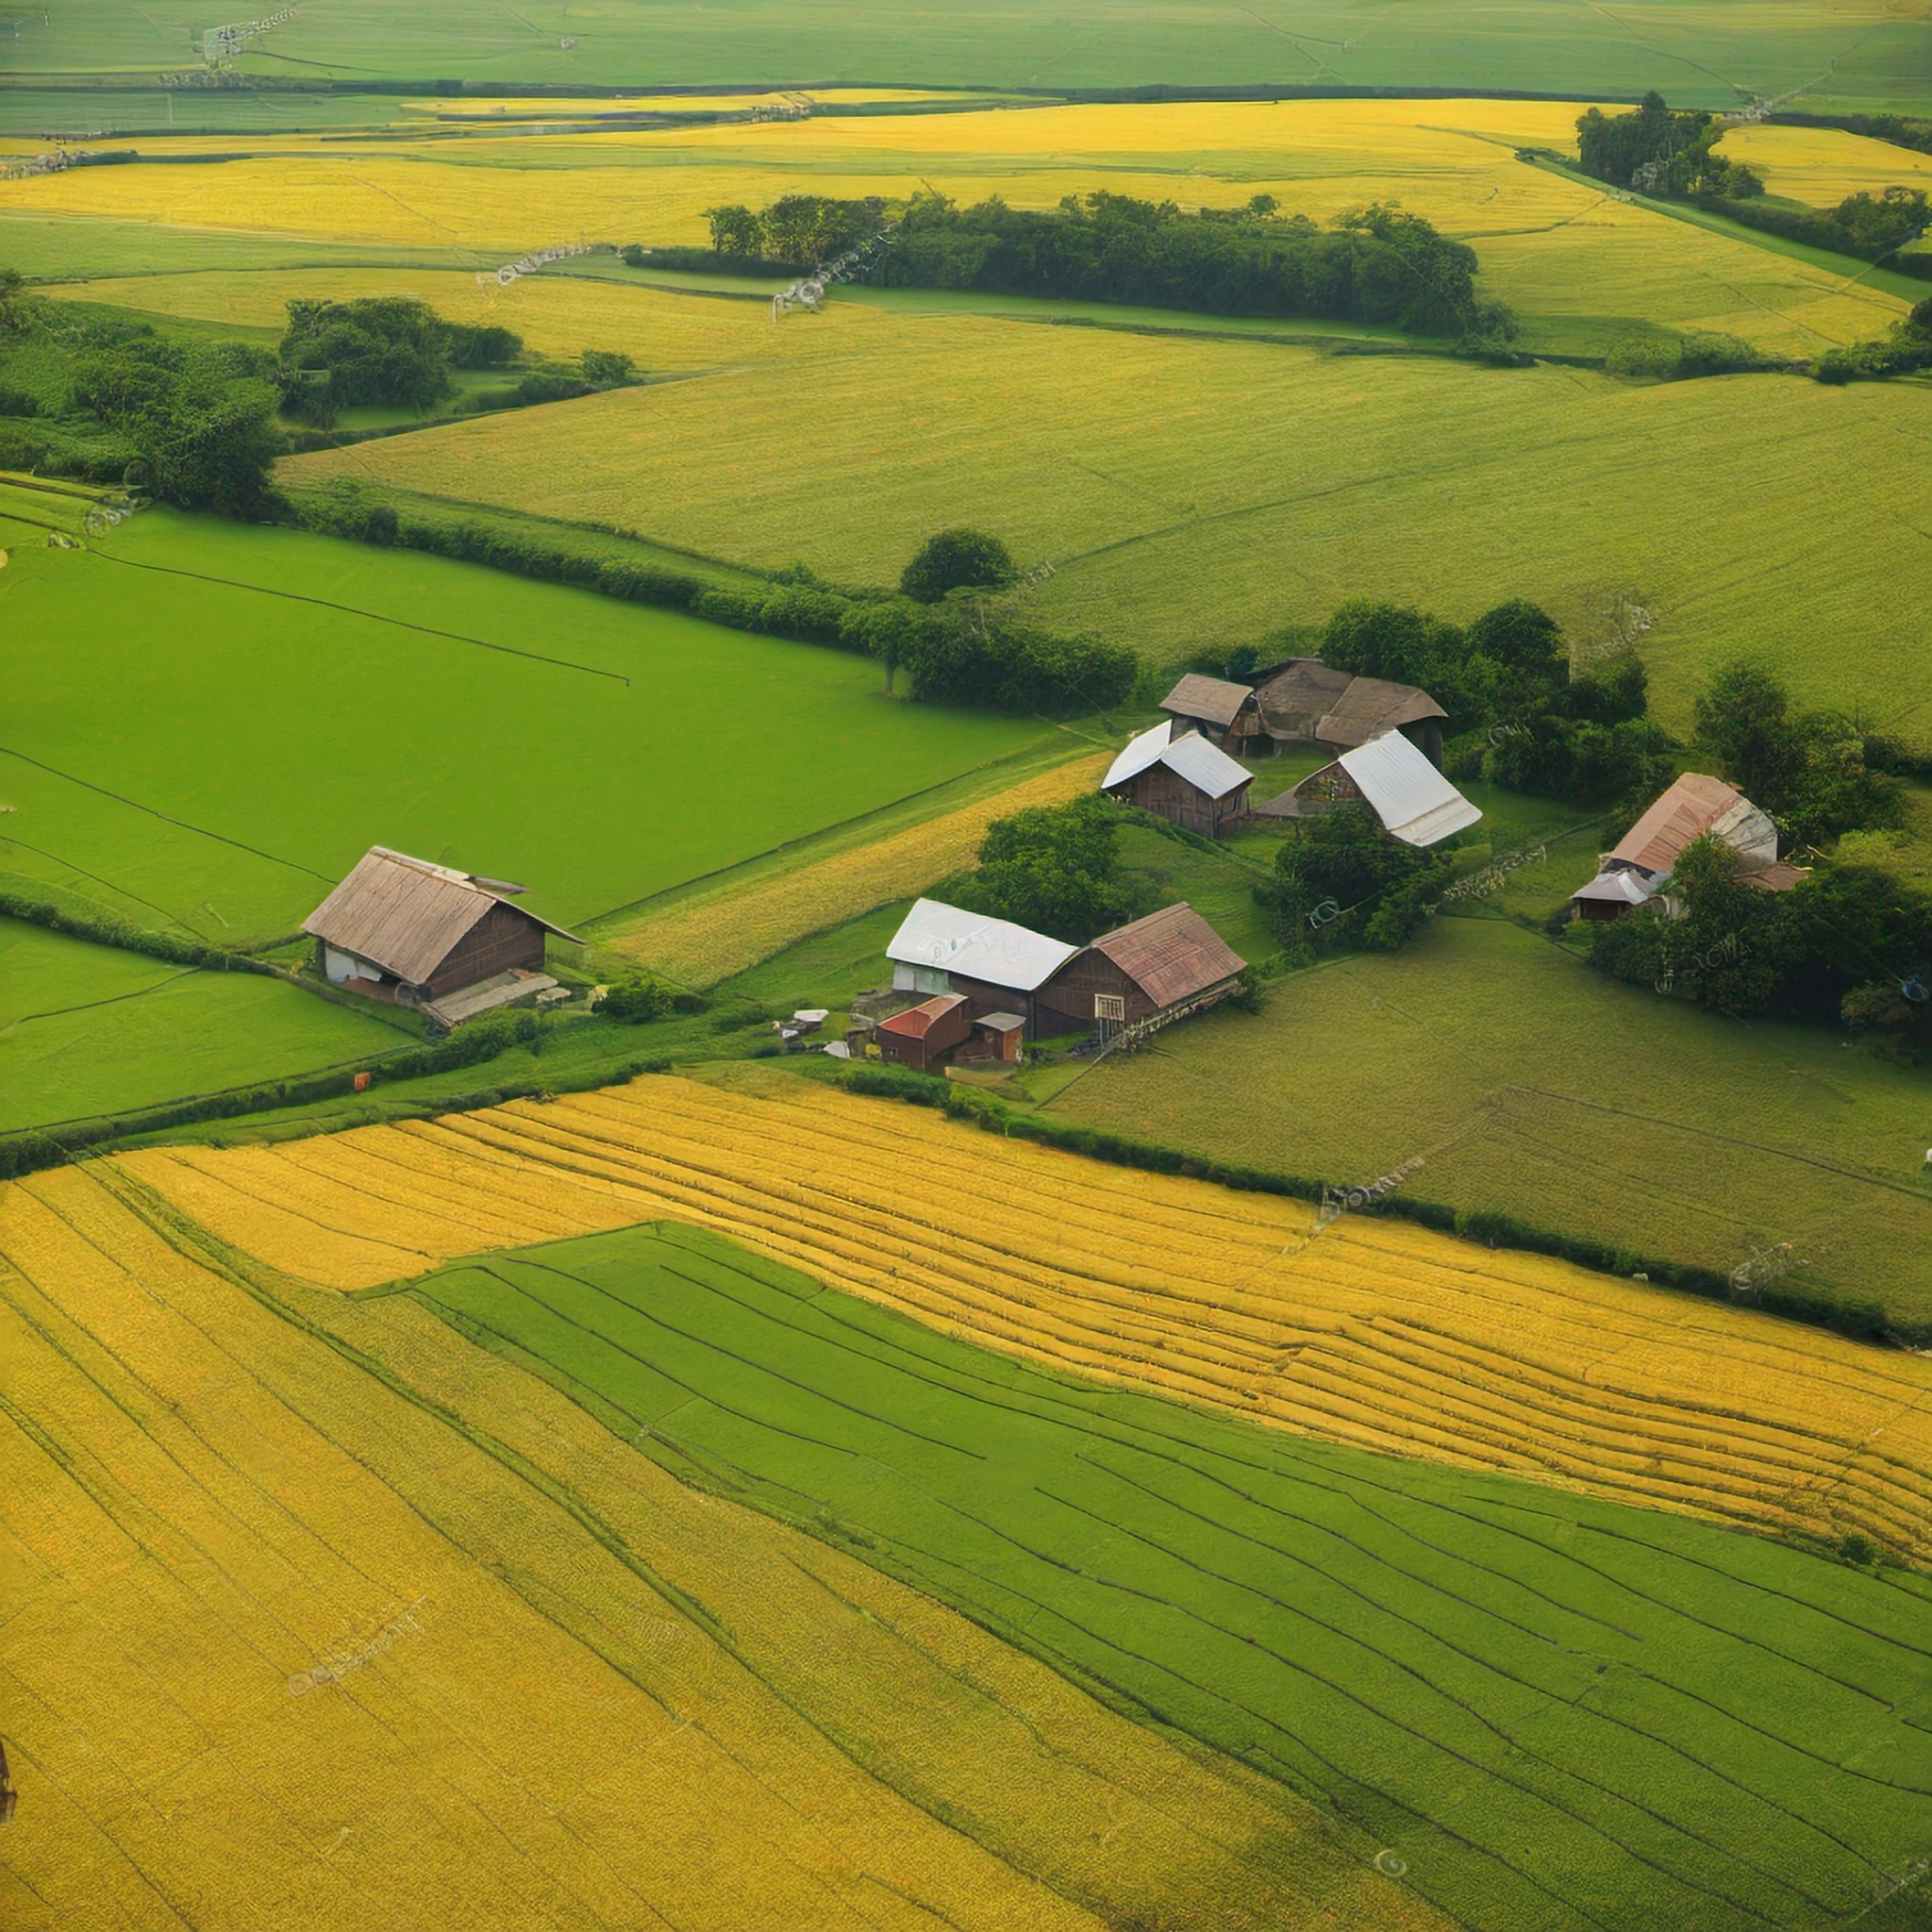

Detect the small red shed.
[{"left": 875, "top": 992, "right": 973, "bottom": 1072}]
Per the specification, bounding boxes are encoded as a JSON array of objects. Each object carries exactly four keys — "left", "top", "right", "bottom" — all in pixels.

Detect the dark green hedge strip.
[
  {"left": 837, "top": 1064, "right": 1907, "bottom": 1344},
  {"left": 0, "top": 889, "right": 280, "bottom": 975}
]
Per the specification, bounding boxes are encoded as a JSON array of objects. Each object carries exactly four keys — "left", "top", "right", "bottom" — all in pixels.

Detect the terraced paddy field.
[
  {"left": 16, "top": 0, "right": 1929, "bottom": 110},
  {"left": 1054, "top": 915, "right": 1932, "bottom": 1336},
  {"left": 279, "top": 309, "right": 1932, "bottom": 731},
  {"left": 0, "top": 918, "right": 405, "bottom": 1134},
  {"left": 0, "top": 513, "right": 1059, "bottom": 945},
  {"left": 110, "top": 1068, "right": 1932, "bottom": 1562},
  {"left": 7, "top": 1082, "right": 1930, "bottom": 1931},
  {"left": 0, "top": 1160, "right": 1415, "bottom": 1932}
]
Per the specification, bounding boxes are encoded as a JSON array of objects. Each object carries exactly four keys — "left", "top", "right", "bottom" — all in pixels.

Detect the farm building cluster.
[{"left": 867, "top": 897, "right": 1249, "bottom": 1071}]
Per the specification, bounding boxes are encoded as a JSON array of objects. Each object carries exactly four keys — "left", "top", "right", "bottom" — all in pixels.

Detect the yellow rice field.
[
  {"left": 12, "top": 101, "right": 1906, "bottom": 351},
  {"left": 0, "top": 1160, "right": 1421, "bottom": 1932},
  {"left": 602, "top": 752, "right": 1110, "bottom": 983},
  {"left": 1721, "top": 121, "right": 1932, "bottom": 208},
  {"left": 111, "top": 1069, "right": 1932, "bottom": 1563}
]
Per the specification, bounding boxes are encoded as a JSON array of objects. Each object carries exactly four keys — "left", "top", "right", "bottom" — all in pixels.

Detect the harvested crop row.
[
  {"left": 601, "top": 751, "right": 1110, "bottom": 983},
  {"left": 116, "top": 1071, "right": 1932, "bottom": 1559},
  {"left": 0, "top": 1162, "right": 1433, "bottom": 1932}
]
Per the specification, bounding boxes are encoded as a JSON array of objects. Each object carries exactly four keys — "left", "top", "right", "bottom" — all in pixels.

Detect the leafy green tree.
[
  {"left": 950, "top": 794, "right": 1143, "bottom": 941},
  {"left": 277, "top": 296, "right": 453, "bottom": 425},
  {"left": 704, "top": 205, "right": 765, "bottom": 257},
  {"left": 901, "top": 527, "right": 1018, "bottom": 604},
  {"left": 596, "top": 978, "right": 669, "bottom": 1023},
  {"left": 580, "top": 349, "right": 634, "bottom": 387},
  {"left": 1256, "top": 802, "right": 1452, "bottom": 952},
  {"left": 0, "top": 267, "right": 27, "bottom": 332}
]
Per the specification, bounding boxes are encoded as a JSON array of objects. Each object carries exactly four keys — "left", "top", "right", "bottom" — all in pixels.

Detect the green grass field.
[
  {"left": 0, "top": 511, "right": 1058, "bottom": 945},
  {"left": 408, "top": 1218, "right": 1932, "bottom": 1932},
  {"left": 0, "top": 915, "right": 404, "bottom": 1130},
  {"left": 15, "top": 0, "right": 1931, "bottom": 113},
  {"left": 283, "top": 318, "right": 1932, "bottom": 740},
  {"left": 1044, "top": 912, "right": 1932, "bottom": 1329}
]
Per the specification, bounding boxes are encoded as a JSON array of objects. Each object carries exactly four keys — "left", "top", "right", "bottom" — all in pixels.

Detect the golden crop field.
[
  {"left": 279, "top": 312, "right": 1932, "bottom": 727},
  {"left": 109, "top": 1069, "right": 1932, "bottom": 1563},
  {"left": 602, "top": 752, "right": 1110, "bottom": 982},
  {"left": 11, "top": 100, "right": 1906, "bottom": 351},
  {"left": 0, "top": 1159, "right": 1423, "bottom": 1932},
  {"left": 1721, "top": 121, "right": 1932, "bottom": 208}
]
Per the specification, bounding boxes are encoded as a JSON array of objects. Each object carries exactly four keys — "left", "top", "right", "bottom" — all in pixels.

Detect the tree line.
[{"left": 633, "top": 190, "right": 1513, "bottom": 338}]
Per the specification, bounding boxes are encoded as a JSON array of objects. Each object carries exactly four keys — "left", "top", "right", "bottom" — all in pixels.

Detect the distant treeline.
[
  {"left": 629, "top": 190, "right": 1512, "bottom": 337},
  {"left": 1700, "top": 184, "right": 1931, "bottom": 276}
]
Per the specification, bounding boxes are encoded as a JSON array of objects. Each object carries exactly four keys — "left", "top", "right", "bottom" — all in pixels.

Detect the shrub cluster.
[
  {"left": 1813, "top": 296, "right": 1932, "bottom": 385},
  {"left": 1575, "top": 93, "right": 1764, "bottom": 199},
  {"left": 1699, "top": 185, "right": 1932, "bottom": 273}
]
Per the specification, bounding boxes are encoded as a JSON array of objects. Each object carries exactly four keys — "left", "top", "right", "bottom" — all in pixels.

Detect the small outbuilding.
[
  {"left": 302, "top": 846, "right": 582, "bottom": 1026},
  {"left": 1250, "top": 659, "right": 1449, "bottom": 767},
  {"left": 1255, "top": 730, "right": 1481, "bottom": 846},
  {"left": 1569, "top": 774, "right": 1807, "bottom": 922},
  {"left": 1039, "top": 903, "right": 1246, "bottom": 1036},
  {"left": 1102, "top": 721, "right": 1253, "bottom": 838},
  {"left": 1158, "top": 674, "right": 1267, "bottom": 754},
  {"left": 885, "top": 898, "right": 1079, "bottom": 1035},
  {"left": 875, "top": 992, "right": 974, "bottom": 1072}
]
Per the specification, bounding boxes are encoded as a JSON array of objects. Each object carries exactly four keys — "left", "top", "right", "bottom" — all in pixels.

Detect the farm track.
[
  {"left": 0, "top": 1162, "right": 1429, "bottom": 1932},
  {"left": 111, "top": 1072, "right": 1932, "bottom": 1562}
]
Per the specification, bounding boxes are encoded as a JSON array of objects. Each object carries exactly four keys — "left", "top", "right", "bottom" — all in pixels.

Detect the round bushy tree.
[{"left": 900, "top": 527, "right": 1017, "bottom": 604}]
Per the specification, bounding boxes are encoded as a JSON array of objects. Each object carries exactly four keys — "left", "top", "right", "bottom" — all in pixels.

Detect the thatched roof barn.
[
  {"left": 1251, "top": 659, "right": 1449, "bottom": 766},
  {"left": 1158, "top": 674, "right": 1267, "bottom": 752}
]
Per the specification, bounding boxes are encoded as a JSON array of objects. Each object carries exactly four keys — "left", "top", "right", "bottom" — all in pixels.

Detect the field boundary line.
[
  {"left": 0, "top": 745, "right": 333, "bottom": 882},
  {"left": 87, "top": 551, "right": 633, "bottom": 685}
]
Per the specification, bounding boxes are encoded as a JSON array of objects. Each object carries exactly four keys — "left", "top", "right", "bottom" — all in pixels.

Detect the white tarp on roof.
[
  {"left": 1570, "top": 869, "right": 1657, "bottom": 907},
  {"left": 885, "top": 898, "right": 1078, "bottom": 993},
  {"left": 1337, "top": 732, "right": 1482, "bottom": 847},
  {"left": 1103, "top": 720, "right": 1251, "bottom": 801}
]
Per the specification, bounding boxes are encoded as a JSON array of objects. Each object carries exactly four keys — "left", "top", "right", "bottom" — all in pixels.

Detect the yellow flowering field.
[
  {"left": 602, "top": 751, "right": 1109, "bottom": 982},
  {"left": 113, "top": 1070, "right": 1932, "bottom": 1561},
  {"left": 0, "top": 1160, "right": 1424, "bottom": 1932},
  {"left": 1721, "top": 121, "right": 1932, "bottom": 208}
]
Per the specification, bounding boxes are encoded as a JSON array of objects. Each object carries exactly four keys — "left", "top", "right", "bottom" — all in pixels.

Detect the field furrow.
[{"left": 113, "top": 1071, "right": 1932, "bottom": 1561}]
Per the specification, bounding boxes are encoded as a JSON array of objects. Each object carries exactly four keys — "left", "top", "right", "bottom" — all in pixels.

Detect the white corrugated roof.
[
  {"left": 1103, "top": 720, "right": 1251, "bottom": 801},
  {"left": 1571, "top": 869, "right": 1657, "bottom": 906},
  {"left": 1336, "top": 733, "right": 1482, "bottom": 847},
  {"left": 885, "top": 898, "right": 1078, "bottom": 992}
]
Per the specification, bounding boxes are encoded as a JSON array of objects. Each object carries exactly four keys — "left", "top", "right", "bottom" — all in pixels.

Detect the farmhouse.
[
  {"left": 1569, "top": 774, "right": 1807, "bottom": 922},
  {"left": 885, "top": 897, "right": 1078, "bottom": 1035},
  {"left": 1256, "top": 729, "right": 1481, "bottom": 846},
  {"left": 302, "top": 846, "right": 581, "bottom": 1026},
  {"left": 1250, "top": 659, "right": 1449, "bottom": 767},
  {"left": 1158, "top": 674, "right": 1267, "bottom": 754},
  {"left": 1102, "top": 721, "right": 1253, "bottom": 838},
  {"left": 1039, "top": 903, "right": 1247, "bottom": 1036}
]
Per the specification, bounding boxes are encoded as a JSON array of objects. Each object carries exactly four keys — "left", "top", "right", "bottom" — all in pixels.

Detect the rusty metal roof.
[
  {"left": 1608, "top": 774, "right": 1743, "bottom": 874},
  {"left": 1735, "top": 860, "right": 1808, "bottom": 892},
  {"left": 1159, "top": 674, "right": 1256, "bottom": 730},
  {"left": 302, "top": 847, "right": 581, "bottom": 985},
  {"left": 1086, "top": 902, "right": 1246, "bottom": 1010},
  {"left": 877, "top": 992, "right": 969, "bottom": 1038}
]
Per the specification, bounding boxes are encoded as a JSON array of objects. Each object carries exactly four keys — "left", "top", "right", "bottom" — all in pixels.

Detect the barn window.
[{"left": 1094, "top": 994, "right": 1126, "bottom": 1021}]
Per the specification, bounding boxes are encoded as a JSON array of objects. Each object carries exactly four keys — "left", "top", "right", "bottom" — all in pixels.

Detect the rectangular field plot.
[
  {"left": 0, "top": 917, "right": 404, "bottom": 1132},
  {"left": 410, "top": 1218, "right": 1932, "bottom": 1932},
  {"left": 0, "top": 517, "right": 1055, "bottom": 944}
]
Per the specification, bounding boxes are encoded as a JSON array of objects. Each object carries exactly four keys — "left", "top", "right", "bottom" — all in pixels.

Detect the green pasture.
[
  {"left": 1046, "top": 912, "right": 1932, "bottom": 1329},
  {"left": 0, "top": 211, "right": 468, "bottom": 283},
  {"left": 0, "top": 512, "right": 1057, "bottom": 944},
  {"left": 15, "top": 0, "right": 1931, "bottom": 115},
  {"left": 408, "top": 1219, "right": 1932, "bottom": 1932},
  {"left": 0, "top": 915, "right": 402, "bottom": 1130}
]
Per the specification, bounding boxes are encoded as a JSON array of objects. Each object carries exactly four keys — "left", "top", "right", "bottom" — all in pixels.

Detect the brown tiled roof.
[
  {"left": 1315, "top": 677, "right": 1447, "bottom": 748},
  {"left": 877, "top": 992, "right": 968, "bottom": 1038},
  {"left": 1608, "top": 774, "right": 1742, "bottom": 874},
  {"left": 1159, "top": 674, "right": 1256, "bottom": 730},
  {"left": 1087, "top": 903, "right": 1246, "bottom": 1009},
  {"left": 302, "top": 847, "right": 580, "bottom": 985}
]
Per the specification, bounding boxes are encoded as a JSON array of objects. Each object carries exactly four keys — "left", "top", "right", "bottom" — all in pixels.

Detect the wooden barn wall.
[
  {"left": 1038, "top": 953, "right": 1154, "bottom": 1026},
  {"left": 426, "top": 902, "right": 547, "bottom": 998}
]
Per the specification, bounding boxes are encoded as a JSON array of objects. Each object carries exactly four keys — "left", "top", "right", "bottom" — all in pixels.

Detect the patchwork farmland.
[{"left": 4, "top": 19, "right": 1932, "bottom": 1932}]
